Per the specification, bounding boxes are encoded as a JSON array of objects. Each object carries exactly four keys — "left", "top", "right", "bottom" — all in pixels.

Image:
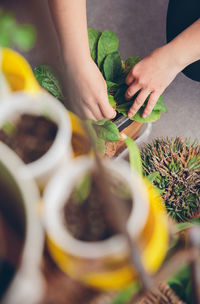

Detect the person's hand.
[
  {"left": 67, "top": 57, "right": 116, "bottom": 121},
  {"left": 125, "top": 45, "right": 181, "bottom": 118}
]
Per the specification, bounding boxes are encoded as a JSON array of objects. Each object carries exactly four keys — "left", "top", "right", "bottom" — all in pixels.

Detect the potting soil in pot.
[
  {"left": 0, "top": 179, "right": 26, "bottom": 300},
  {"left": 0, "top": 114, "right": 58, "bottom": 164},
  {"left": 64, "top": 172, "right": 133, "bottom": 242}
]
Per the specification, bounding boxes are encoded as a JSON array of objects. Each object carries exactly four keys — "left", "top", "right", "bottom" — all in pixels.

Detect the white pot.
[
  {"left": 0, "top": 91, "right": 72, "bottom": 188},
  {"left": 0, "top": 142, "right": 44, "bottom": 304},
  {"left": 43, "top": 156, "right": 149, "bottom": 260}
]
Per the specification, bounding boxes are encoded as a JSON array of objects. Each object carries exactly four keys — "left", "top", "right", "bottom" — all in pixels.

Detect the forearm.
[
  {"left": 48, "top": 0, "right": 90, "bottom": 64},
  {"left": 168, "top": 18, "right": 200, "bottom": 70}
]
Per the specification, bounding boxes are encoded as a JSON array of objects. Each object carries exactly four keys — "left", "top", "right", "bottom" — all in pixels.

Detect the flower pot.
[
  {"left": 43, "top": 156, "right": 168, "bottom": 290},
  {"left": 0, "top": 91, "right": 72, "bottom": 188},
  {"left": 0, "top": 142, "right": 44, "bottom": 304}
]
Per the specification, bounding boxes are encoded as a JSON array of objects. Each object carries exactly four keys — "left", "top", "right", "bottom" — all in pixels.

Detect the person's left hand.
[{"left": 125, "top": 44, "right": 181, "bottom": 118}]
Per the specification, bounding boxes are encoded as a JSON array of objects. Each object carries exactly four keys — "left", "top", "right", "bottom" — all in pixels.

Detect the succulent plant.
[{"left": 141, "top": 137, "right": 200, "bottom": 222}]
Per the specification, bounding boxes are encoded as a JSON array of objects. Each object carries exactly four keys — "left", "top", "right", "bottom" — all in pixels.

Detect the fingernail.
[
  {"left": 143, "top": 113, "right": 147, "bottom": 118},
  {"left": 126, "top": 91, "right": 131, "bottom": 97},
  {"left": 128, "top": 112, "right": 133, "bottom": 118},
  {"left": 112, "top": 111, "right": 116, "bottom": 118}
]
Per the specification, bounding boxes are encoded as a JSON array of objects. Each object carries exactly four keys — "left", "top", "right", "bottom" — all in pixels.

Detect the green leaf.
[
  {"left": 13, "top": 24, "right": 36, "bottom": 51},
  {"left": 2, "top": 121, "right": 16, "bottom": 135},
  {"left": 94, "top": 119, "right": 109, "bottom": 126},
  {"left": 146, "top": 172, "right": 160, "bottom": 184},
  {"left": 175, "top": 217, "right": 200, "bottom": 232},
  {"left": 125, "top": 56, "right": 141, "bottom": 71},
  {"left": 131, "top": 109, "right": 161, "bottom": 122},
  {"left": 168, "top": 265, "right": 193, "bottom": 303},
  {"left": 72, "top": 173, "right": 91, "bottom": 204},
  {"left": 111, "top": 282, "right": 141, "bottom": 304},
  {"left": 116, "top": 101, "right": 132, "bottom": 115},
  {"left": 103, "top": 51, "right": 122, "bottom": 82},
  {"left": 108, "top": 95, "right": 116, "bottom": 107},
  {"left": 0, "top": 9, "right": 36, "bottom": 51},
  {"left": 114, "top": 84, "right": 128, "bottom": 105},
  {"left": 123, "top": 136, "right": 143, "bottom": 176},
  {"left": 153, "top": 95, "right": 167, "bottom": 113},
  {"left": 116, "top": 92, "right": 167, "bottom": 123},
  {"left": 85, "top": 120, "right": 106, "bottom": 155},
  {"left": 88, "top": 28, "right": 101, "bottom": 62},
  {"left": 94, "top": 120, "right": 119, "bottom": 142},
  {"left": 97, "top": 30, "right": 119, "bottom": 69},
  {"left": 106, "top": 81, "right": 119, "bottom": 94},
  {"left": 34, "top": 65, "right": 64, "bottom": 101}
]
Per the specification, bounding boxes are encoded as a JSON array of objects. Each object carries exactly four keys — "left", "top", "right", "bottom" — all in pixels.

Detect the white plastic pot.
[
  {"left": 0, "top": 142, "right": 44, "bottom": 304},
  {"left": 44, "top": 156, "right": 149, "bottom": 259},
  {"left": 0, "top": 91, "right": 72, "bottom": 188}
]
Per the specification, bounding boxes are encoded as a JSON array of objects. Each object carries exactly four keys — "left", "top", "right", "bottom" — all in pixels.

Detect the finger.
[
  {"left": 83, "top": 107, "right": 96, "bottom": 120},
  {"left": 126, "top": 70, "right": 135, "bottom": 86},
  {"left": 98, "top": 98, "right": 116, "bottom": 119},
  {"left": 84, "top": 101, "right": 104, "bottom": 121},
  {"left": 128, "top": 89, "right": 150, "bottom": 118},
  {"left": 125, "top": 82, "right": 141, "bottom": 100},
  {"left": 142, "top": 92, "right": 160, "bottom": 118}
]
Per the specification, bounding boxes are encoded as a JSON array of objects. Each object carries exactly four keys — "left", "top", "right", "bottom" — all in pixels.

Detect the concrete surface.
[{"left": 1, "top": 0, "right": 200, "bottom": 142}]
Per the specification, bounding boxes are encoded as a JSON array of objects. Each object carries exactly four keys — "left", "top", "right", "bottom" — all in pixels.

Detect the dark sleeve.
[{"left": 167, "top": 0, "right": 200, "bottom": 81}]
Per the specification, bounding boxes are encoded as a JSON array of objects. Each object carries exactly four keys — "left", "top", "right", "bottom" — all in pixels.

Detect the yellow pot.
[
  {"left": 0, "top": 47, "right": 40, "bottom": 94},
  {"left": 68, "top": 111, "right": 91, "bottom": 157},
  {"left": 44, "top": 157, "right": 169, "bottom": 291}
]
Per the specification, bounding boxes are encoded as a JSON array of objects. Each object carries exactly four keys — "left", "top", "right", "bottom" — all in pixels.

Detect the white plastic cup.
[
  {"left": 43, "top": 156, "right": 149, "bottom": 260},
  {"left": 0, "top": 91, "right": 72, "bottom": 188},
  {"left": 0, "top": 142, "right": 44, "bottom": 304}
]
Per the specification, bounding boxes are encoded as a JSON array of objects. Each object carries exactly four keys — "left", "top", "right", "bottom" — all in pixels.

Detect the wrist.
[{"left": 166, "top": 40, "right": 194, "bottom": 71}]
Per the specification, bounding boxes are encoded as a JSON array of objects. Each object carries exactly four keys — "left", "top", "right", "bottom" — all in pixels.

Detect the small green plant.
[
  {"left": 0, "top": 8, "right": 36, "bottom": 51},
  {"left": 141, "top": 137, "right": 200, "bottom": 222},
  {"left": 88, "top": 28, "right": 167, "bottom": 123},
  {"left": 86, "top": 118, "right": 120, "bottom": 155},
  {"left": 34, "top": 65, "right": 64, "bottom": 101}
]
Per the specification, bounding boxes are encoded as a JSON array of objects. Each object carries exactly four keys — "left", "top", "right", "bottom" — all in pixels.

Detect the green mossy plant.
[{"left": 141, "top": 137, "right": 200, "bottom": 222}]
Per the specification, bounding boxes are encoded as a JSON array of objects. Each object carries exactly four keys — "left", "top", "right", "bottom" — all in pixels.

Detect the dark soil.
[
  {"left": 64, "top": 173, "right": 132, "bottom": 242},
  {"left": 0, "top": 114, "right": 58, "bottom": 164}
]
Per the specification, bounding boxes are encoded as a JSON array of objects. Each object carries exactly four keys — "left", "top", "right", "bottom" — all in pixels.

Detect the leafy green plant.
[
  {"left": 34, "top": 65, "right": 64, "bottom": 101},
  {"left": 88, "top": 28, "right": 167, "bottom": 123},
  {"left": 141, "top": 137, "right": 200, "bottom": 222},
  {"left": 86, "top": 118, "right": 120, "bottom": 155},
  {"left": 0, "top": 8, "right": 36, "bottom": 51}
]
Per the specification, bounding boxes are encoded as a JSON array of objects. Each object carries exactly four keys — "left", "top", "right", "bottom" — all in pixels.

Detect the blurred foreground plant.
[{"left": 0, "top": 7, "right": 36, "bottom": 51}]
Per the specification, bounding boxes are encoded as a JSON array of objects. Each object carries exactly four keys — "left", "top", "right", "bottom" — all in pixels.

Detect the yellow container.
[
  {"left": 0, "top": 48, "right": 40, "bottom": 93},
  {"left": 68, "top": 111, "right": 91, "bottom": 157},
  {"left": 44, "top": 157, "right": 169, "bottom": 291}
]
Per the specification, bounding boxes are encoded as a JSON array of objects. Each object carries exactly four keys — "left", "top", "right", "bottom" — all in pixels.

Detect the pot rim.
[
  {"left": 44, "top": 156, "right": 149, "bottom": 259},
  {"left": 0, "top": 91, "right": 72, "bottom": 183}
]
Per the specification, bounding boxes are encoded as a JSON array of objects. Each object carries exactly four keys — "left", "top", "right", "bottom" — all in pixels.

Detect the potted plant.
[
  {"left": 0, "top": 91, "right": 72, "bottom": 188},
  {"left": 43, "top": 156, "right": 168, "bottom": 290}
]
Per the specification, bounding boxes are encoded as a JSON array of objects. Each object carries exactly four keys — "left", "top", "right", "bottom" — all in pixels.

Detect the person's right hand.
[{"left": 66, "top": 57, "right": 116, "bottom": 121}]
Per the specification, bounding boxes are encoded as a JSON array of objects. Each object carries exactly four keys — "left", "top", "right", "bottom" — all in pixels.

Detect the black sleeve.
[{"left": 167, "top": 0, "right": 200, "bottom": 81}]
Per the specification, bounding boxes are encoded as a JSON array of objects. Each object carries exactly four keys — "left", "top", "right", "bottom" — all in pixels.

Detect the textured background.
[{"left": 1, "top": 0, "right": 200, "bottom": 142}]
